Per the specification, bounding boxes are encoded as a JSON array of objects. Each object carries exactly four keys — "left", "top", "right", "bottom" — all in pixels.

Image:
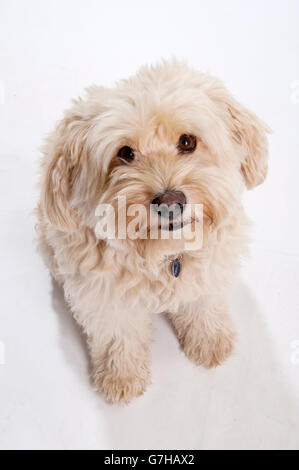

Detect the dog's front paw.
[
  {"left": 181, "top": 328, "right": 235, "bottom": 368},
  {"left": 94, "top": 367, "right": 151, "bottom": 404}
]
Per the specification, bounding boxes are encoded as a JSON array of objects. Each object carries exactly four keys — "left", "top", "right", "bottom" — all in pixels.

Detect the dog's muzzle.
[{"left": 151, "top": 190, "right": 187, "bottom": 231}]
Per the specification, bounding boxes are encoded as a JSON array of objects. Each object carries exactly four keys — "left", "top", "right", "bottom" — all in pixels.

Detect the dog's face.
[{"left": 41, "top": 61, "right": 269, "bottom": 255}]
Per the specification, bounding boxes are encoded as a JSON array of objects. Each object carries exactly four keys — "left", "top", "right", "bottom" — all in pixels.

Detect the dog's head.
[{"left": 41, "top": 60, "right": 270, "bottom": 255}]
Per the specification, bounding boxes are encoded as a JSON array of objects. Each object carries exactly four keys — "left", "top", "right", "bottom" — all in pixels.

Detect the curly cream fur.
[{"left": 36, "top": 59, "right": 270, "bottom": 404}]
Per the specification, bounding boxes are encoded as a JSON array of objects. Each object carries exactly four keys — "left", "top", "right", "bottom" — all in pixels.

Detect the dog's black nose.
[{"left": 151, "top": 190, "right": 186, "bottom": 217}]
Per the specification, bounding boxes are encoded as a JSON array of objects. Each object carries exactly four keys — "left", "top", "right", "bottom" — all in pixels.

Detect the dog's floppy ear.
[
  {"left": 209, "top": 83, "right": 271, "bottom": 189},
  {"left": 41, "top": 109, "right": 90, "bottom": 231},
  {"left": 226, "top": 97, "right": 270, "bottom": 189}
]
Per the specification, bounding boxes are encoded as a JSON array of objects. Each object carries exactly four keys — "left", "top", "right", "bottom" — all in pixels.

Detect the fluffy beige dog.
[{"left": 36, "top": 60, "right": 269, "bottom": 404}]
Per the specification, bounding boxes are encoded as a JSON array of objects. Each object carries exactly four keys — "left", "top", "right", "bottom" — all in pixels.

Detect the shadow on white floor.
[{"left": 51, "top": 279, "right": 299, "bottom": 450}]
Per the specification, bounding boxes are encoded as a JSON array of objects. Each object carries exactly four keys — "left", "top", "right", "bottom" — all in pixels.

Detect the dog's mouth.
[
  {"left": 148, "top": 217, "right": 196, "bottom": 233},
  {"left": 158, "top": 219, "right": 192, "bottom": 231}
]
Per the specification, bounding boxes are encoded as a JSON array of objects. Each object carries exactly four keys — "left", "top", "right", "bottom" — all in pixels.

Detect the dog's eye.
[
  {"left": 118, "top": 146, "right": 135, "bottom": 162},
  {"left": 177, "top": 134, "right": 197, "bottom": 153}
]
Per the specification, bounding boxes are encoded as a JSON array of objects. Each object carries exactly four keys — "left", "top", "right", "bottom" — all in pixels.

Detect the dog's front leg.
[
  {"left": 90, "top": 308, "right": 152, "bottom": 404},
  {"left": 169, "top": 297, "right": 236, "bottom": 368}
]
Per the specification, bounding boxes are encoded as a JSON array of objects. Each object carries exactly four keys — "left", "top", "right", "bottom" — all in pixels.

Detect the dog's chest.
[{"left": 140, "top": 254, "right": 205, "bottom": 311}]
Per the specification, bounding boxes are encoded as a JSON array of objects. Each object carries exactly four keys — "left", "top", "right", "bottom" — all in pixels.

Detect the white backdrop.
[{"left": 0, "top": 0, "right": 299, "bottom": 450}]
